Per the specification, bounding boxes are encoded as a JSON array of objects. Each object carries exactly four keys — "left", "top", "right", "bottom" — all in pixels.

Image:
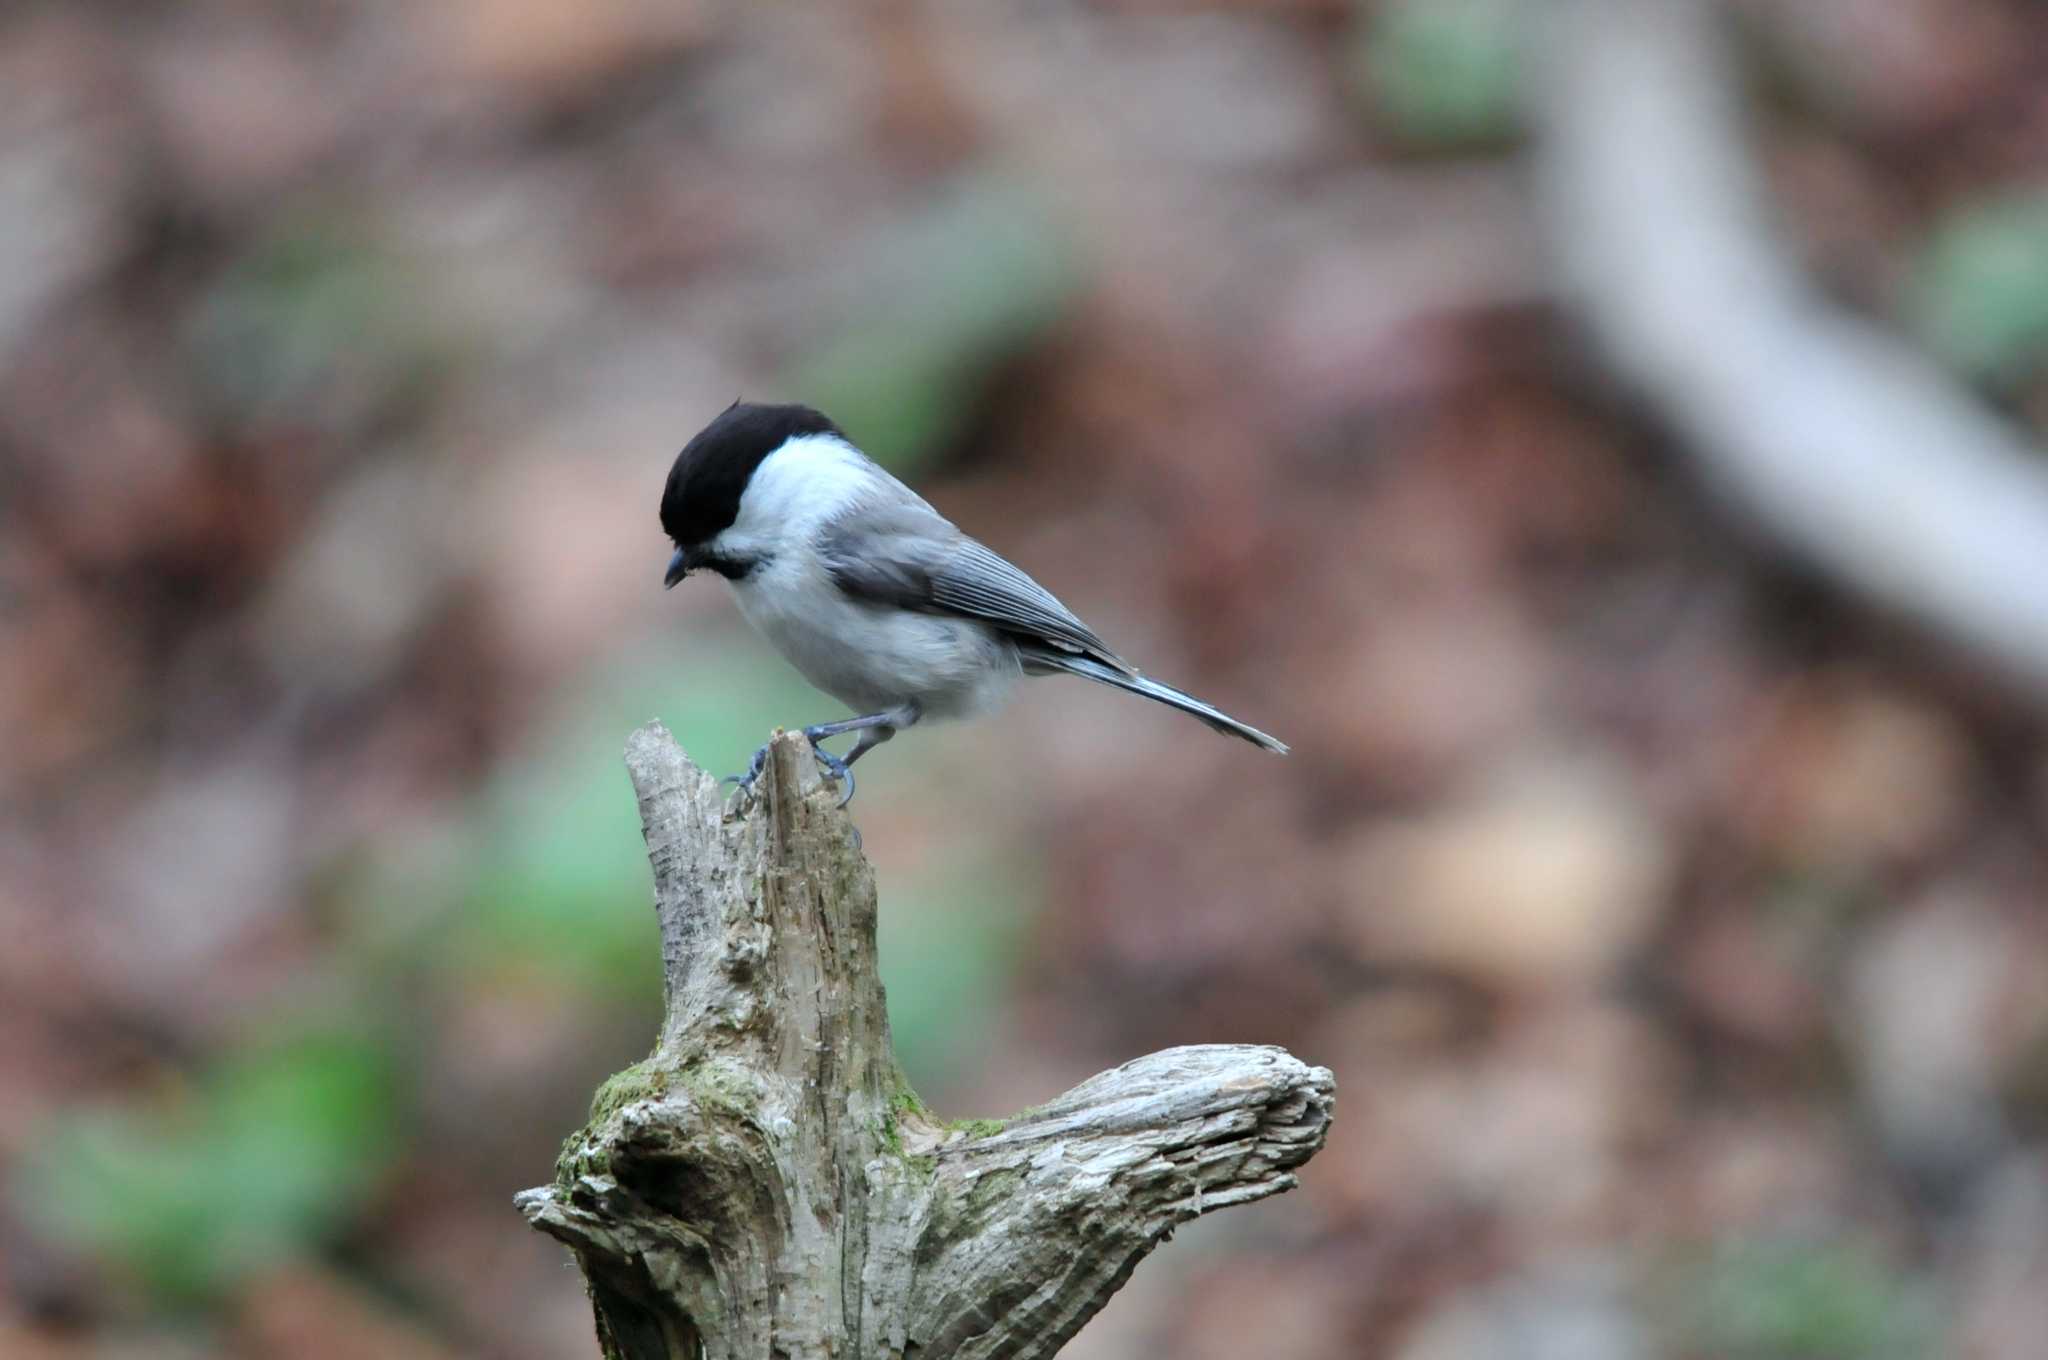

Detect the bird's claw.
[
  {"left": 721, "top": 744, "right": 770, "bottom": 815},
  {"left": 720, "top": 736, "right": 856, "bottom": 813},
  {"left": 803, "top": 730, "right": 857, "bottom": 808}
]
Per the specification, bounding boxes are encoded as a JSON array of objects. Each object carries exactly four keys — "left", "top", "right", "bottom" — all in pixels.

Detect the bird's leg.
[
  {"left": 724, "top": 707, "right": 916, "bottom": 813},
  {"left": 801, "top": 705, "right": 918, "bottom": 808},
  {"left": 842, "top": 724, "right": 896, "bottom": 767},
  {"left": 799, "top": 725, "right": 893, "bottom": 813},
  {"left": 720, "top": 742, "right": 773, "bottom": 813}
]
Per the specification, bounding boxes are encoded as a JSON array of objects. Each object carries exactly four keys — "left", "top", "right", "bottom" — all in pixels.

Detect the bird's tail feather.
[{"left": 1023, "top": 649, "right": 1288, "bottom": 753}]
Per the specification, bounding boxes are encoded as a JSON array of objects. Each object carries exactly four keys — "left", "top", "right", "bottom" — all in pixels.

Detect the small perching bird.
[{"left": 661, "top": 402, "right": 1286, "bottom": 804}]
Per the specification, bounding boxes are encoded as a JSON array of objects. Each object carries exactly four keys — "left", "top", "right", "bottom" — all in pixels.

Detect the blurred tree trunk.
[
  {"left": 1528, "top": 0, "right": 2048, "bottom": 699},
  {"left": 515, "top": 724, "right": 1334, "bottom": 1360}
]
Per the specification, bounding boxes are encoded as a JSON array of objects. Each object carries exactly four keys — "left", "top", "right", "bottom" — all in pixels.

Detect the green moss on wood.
[
  {"left": 591, "top": 1058, "right": 672, "bottom": 1125},
  {"left": 946, "top": 1118, "right": 1007, "bottom": 1139},
  {"left": 554, "top": 1056, "right": 765, "bottom": 1192},
  {"left": 675, "top": 1057, "right": 756, "bottom": 1116},
  {"left": 890, "top": 1075, "right": 928, "bottom": 1121}
]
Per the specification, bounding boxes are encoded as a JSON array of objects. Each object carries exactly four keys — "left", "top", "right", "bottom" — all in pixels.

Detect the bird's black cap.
[{"left": 660, "top": 401, "right": 843, "bottom": 548}]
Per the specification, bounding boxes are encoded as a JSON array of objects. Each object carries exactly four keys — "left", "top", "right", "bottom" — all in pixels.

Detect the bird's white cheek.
[{"left": 730, "top": 435, "right": 877, "bottom": 542}]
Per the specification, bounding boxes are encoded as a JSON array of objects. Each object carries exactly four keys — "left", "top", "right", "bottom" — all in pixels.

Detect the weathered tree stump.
[{"left": 516, "top": 723, "right": 1334, "bottom": 1359}]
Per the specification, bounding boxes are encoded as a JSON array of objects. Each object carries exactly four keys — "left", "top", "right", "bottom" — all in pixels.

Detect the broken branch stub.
[{"left": 515, "top": 723, "right": 1334, "bottom": 1360}]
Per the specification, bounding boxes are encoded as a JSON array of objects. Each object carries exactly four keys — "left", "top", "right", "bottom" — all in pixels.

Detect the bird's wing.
[{"left": 819, "top": 504, "right": 1132, "bottom": 672}]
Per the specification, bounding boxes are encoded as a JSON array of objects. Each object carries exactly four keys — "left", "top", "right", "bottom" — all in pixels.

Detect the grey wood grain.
[{"left": 516, "top": 723, "right": 1333, "bottom": 1359}]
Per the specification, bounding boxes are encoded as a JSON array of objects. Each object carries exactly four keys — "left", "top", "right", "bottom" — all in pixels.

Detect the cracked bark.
[{"left": 515, "top": 723, "right": 1334, "bottom": 1359}]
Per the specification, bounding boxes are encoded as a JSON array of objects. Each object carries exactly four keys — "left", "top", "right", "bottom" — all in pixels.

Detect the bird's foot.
[
  {"left": 720, "top": 743, "right": 771, "bottom": 814},
  {"left": 802, "top": 727, "right": 857, "bottom": 808},
  {"left": 721, "top": 734, "right": 857, "bottom": 813}
]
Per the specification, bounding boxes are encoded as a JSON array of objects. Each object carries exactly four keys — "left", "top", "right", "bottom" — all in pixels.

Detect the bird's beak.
[{"left": 664, "top": 547, "right": 690, "bottom": 589}]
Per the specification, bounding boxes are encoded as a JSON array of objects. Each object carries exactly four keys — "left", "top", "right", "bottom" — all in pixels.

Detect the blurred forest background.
[{"left": 7, "top": 1, "right": 2048, "bottom": 1357}]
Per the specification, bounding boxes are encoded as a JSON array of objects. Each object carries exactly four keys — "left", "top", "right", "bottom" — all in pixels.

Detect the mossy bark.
[{"left": 516, "top": 724, "right": 1334, "bottom": 1359}]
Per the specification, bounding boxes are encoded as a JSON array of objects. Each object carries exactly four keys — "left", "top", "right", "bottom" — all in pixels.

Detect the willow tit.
[{"left": 662, "top": 402, "right": 1286, "bottom": 804}]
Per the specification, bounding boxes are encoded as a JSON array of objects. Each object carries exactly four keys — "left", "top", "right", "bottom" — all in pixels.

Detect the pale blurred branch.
[
  {"left": 514, "top": 725, "right": 1334, "bottom": 1360},
  {"left": 1527, "top": 0, "right": 2048, "bottom": 696}
]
